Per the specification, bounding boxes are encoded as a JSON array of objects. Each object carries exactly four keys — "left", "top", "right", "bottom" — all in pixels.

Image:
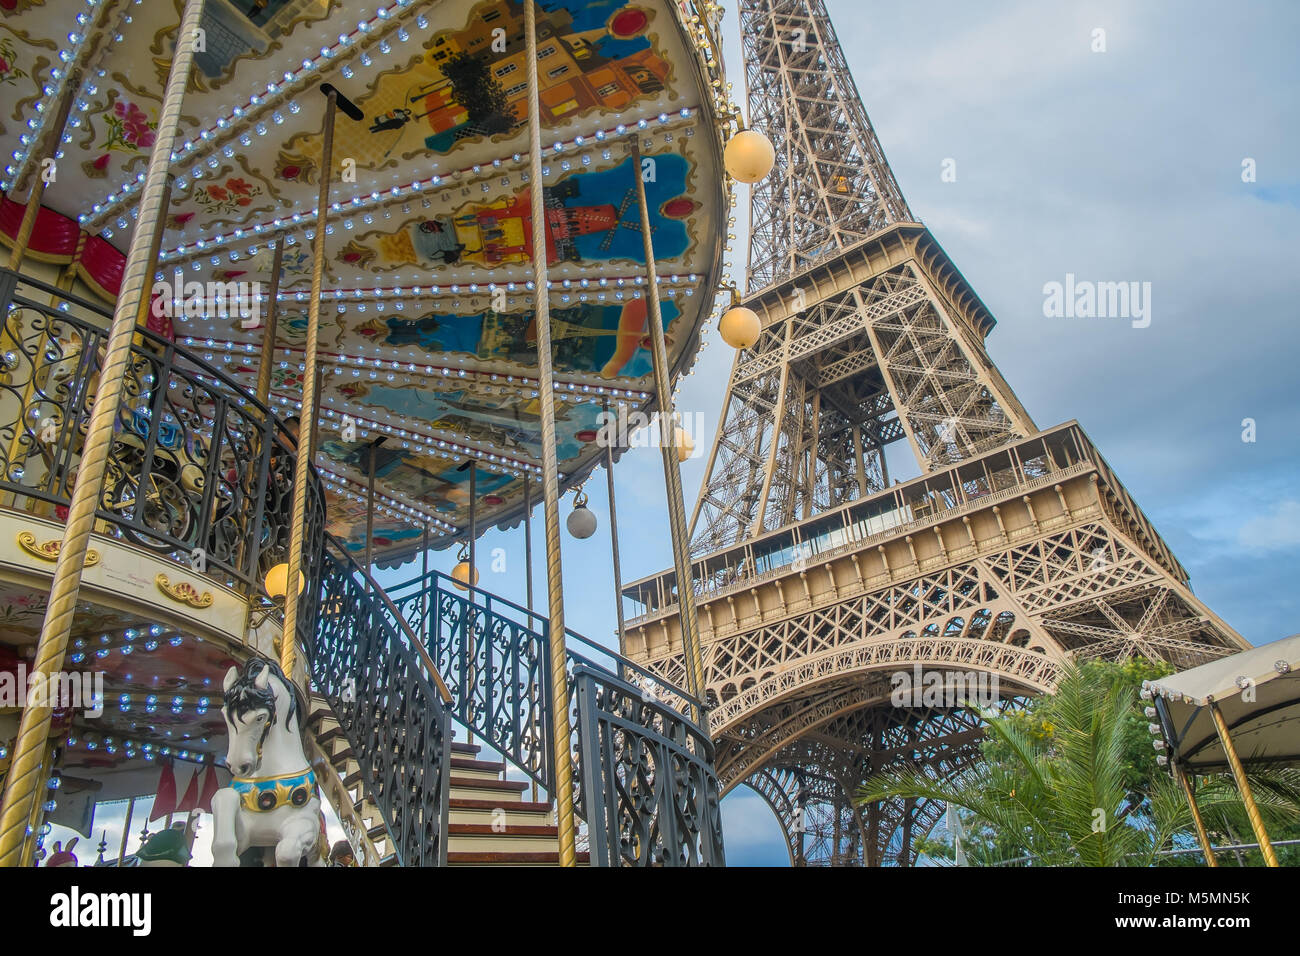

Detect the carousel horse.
[{"left": 211, "top": 657, "right": 325, "bottom": 867}]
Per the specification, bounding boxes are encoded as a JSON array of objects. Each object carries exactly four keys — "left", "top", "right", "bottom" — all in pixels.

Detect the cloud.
[{"left": 1235, "top": 500, "right": 1300, "bottom": 554}]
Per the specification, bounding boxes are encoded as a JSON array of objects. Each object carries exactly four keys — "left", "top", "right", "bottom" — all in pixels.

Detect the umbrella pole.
[
  {"left": 1173, "top": 762, "right": 1218, "bottom": 867},
  {"left": 1209, "top": 700, "right": 1278, "bottom": 867}
]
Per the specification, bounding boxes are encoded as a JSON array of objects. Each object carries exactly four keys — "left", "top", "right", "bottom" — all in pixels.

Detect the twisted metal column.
[
  {"left": 525, "top": 0, "right": 577, "bottom": 866},
  {"left": 630, "top": 139, "right": 707, "bottom": 720},
  {"left": 0, "top": 0, "right": 207, "bottom": 867},
  {"left": 1210, "top": 700, "right": 1278, "bottom": 866},
  {"left": 1174, "top": 763, "right": 1218, "bottom": 867},
  {"left": 280, "top": 87, "right": 338, "bottom": 683},
  {"left": 6, "top": 68, "right": 81, "bottom": 270},
  {"left": 254, "top": 236, "right": 284, "bottom": 406},
  {"left": 603, "top": 399, "right": 626, "bottom": 644}
]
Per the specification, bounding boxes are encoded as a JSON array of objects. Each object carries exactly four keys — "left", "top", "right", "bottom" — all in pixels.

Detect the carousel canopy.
[
  {"left": 1147, "top": 633, "right": 1300, "bottom": 772},
  {"left": 0, "top": 0, "right": 733, "bottom": 564}
]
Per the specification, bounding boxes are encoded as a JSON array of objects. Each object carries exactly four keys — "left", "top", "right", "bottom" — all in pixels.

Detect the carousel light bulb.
[
  {"left": 672, "top": 427, "right": 695, "bottom": 461},
  {"left": 451, "top": 560, "right": 479, "bottom": 590},
  {"left": 719, "top": 305, "right": 760, "bottom": 348},
  {"left": 724, "top": 129, "right": 776, "bottom": 184},
  {"left": 264, "top": 562, "right": 305, "bottom": 599},
  {"left": 567, "top": 503, "right": 598, "bottom": 539}
]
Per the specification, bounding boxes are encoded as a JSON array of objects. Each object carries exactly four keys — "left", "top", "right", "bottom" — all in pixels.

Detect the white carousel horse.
[{"left": 211, "top": 658, "right": 325, "bottom": 867}]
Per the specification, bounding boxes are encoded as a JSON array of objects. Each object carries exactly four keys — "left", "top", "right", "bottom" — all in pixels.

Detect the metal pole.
[
  {"left": 1209, "top": 700, "right": 1278, "bottom": 866},
  {"left": 466, "top": 459, "right": 476, "bottom": 749},
  {"left": 6, "top": 68, "right": 81, "bottom": 271},
  {"left": 603, "top": 399, "right": 626, "bottom": 645},
  {"left": 524, "top": 474, "right": 539, "bottom": 804},
  {"left": 117, "top": 796, "right": 136, "bottom": 867},
  {"left": 1173, "top": 763, "right": 1218, "bottom": 867},
  {"left": 524, "top": 474, "right": 534, "bottom": 629},
  {"left": 629, "top": 137, "right": 706, "bottom": 721},
  {"left": 364, "top": 441, "right": 376, "bottom": 586},
  {"left": 254, "top": 236, "right": 284, "bottom": 407},
  {"left": 524, "top": 0, "right": 577, "bottom": 867},
  {"left": 0, "top": 0, "right": 207, "bottom": 867},
  {"left": 421, "top": 523, "right": 430, "bottom": 643},
  {"left": 280, "top": 85, "right": 340, "bottom": 684}
]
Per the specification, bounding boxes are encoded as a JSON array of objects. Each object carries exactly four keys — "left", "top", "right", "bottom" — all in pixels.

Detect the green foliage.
[{"left": 858, "top": 658, "right": 1300, "bottom": 866}]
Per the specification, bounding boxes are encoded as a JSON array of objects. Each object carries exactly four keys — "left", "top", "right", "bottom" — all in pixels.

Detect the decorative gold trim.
[
  {"left": 17, "top": 531, "right": 99, "bottom": 567},
  {"left": 155, "top": 573, "right": 214, "bottom": 609}
]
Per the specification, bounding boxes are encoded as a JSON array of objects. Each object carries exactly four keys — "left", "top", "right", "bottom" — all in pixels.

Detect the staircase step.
[
  {"left": 450, "top": 742, "right": 481, "bottom": 758},
  {"left": 316, "top": 725, "right": 347, "bottom": 746},
  {"left": 448, "top": 775, "right": 527, "bottom": 798},
  {"left": 330, "top": 746, "right": 355, "bottom": 765},
  {"left": 448, "top": 757, "right": 507, "bottom": 781},
  {"left": 308, "top": 707, "right": 334, "bottom": 728},
  {"left": 448, "top": 850, "right": 590, "bottom": 866},
  {"left": 449, "top": 797, "right": 549, "bottom": 813}
]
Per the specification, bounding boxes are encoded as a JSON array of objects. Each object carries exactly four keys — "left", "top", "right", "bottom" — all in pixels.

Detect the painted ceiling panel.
[{"left": 0, "top": 0, "right": 733, "bottom": 563}]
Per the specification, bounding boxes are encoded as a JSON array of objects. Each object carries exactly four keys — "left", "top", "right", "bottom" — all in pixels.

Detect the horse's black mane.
[{"left": 223, "top": 657, "right": 301, "bottom": 731}]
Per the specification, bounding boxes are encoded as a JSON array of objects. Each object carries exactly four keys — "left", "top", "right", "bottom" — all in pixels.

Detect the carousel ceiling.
[{"left": 0, "top": 0, "right": 734, "bottom": 564}]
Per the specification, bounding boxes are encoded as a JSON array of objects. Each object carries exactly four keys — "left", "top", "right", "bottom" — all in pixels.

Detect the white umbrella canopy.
[{"left": 1145, "top": 633, "right": 1300, "bottom": 773}]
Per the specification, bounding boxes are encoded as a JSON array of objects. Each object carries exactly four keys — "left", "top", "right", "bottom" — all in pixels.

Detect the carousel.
[{"left": 0, "top": 0, "right": 773, "bottom": 867}]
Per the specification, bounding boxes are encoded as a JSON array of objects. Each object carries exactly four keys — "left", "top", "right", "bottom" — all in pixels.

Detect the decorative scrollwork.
[
  {"left": 16, "top": 530, "right": 99, "bottom": 566},
  {"left": 382, "top": 567, "right": 725, "bottom": 866},
  {"left": 155, "top": 573, "right": 214, "bottom": 609},
  {"left": 0, "top": 268, "right": 324, "bottom": 602},
  {"left": 309, "top": 539, "right": 451, "bottom": 867}
]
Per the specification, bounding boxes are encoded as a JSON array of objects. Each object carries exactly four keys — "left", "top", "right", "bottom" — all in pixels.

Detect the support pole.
[
  {"left": 117, "top": 796, "right": 136, "bottom": 867},
  {"left": 421, "top": 523, "right": 430, "bottom": 642},
  {"left": 629, "top": 138, "right": 706, "bottom": 721},
  {"left": 524, "top": 474, "right": 539, "bottom": 804},
  {"left": 364, "top": 440, "right": 376, "bottom": 585},
  {"left": 524, "top": 0, "right": 576, "bottom": 867},
  {"left": 1209, "top": 700, "right": 1278, "bottom": 867},
  {"left": 466, "top": 459, "right": 476, "bottom": 749},
  {"left": 0, "top": 0, "right": 208, "bottom": 867},
  {"left": 281, "top": 85, "right": 343, "bottom": 684},
  {"left": 254, "top": 236, "right": 284, "bottom": 407},
  {"left": 6, "top": 69, "right": 81, "bottom": 271},
  {"left": 1173, "top": 762, "right": 1218, "bottom": 867},
  {"left": 603, "top": 399, "right": 626, "bottom": 645}
]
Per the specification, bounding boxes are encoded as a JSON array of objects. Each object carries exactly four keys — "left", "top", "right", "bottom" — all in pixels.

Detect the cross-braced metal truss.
[
  {"left": 630, "top": 0, "right": 1252, "bottom": 866},
  {"left": 690, "top": 253, "right": 1035, "bottom": 555},
  {"left": 739, "top": 0, "right": 911, "bottom": 290},
  {"left": 742, "top": 701, "right": 1011, "bottom": 865}
]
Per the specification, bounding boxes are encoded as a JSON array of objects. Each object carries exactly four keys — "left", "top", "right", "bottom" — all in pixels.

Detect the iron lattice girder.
[
  {"left": 739, "top": 0, "right": 911, "bottom": 289},
  {"left": 744, "top": 701, "right": 998, "bottom": 866},
  {"left": 690, "top": 237, "right": 1036, "bottom": 555},
  {"left": 624, "top": 0, "right": 1250, "bottom": 865}
]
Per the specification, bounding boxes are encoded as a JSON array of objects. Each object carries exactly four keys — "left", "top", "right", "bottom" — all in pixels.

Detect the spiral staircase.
[
  {"left": 0, "top": 268, "right": 723, "bottom": 868},
  {"left": 311, "top": 705, "right": 587, "bottom": 867},
  {"left": 302, "top": 538, "right": 721, "bottom": 867}
]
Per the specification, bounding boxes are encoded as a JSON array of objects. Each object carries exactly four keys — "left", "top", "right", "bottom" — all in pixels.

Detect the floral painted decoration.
[
  {"left": 194, "top": 176, "right": 263, "bottom": 215},
  {"left": 101, "top": 98, "right": 157, "bottom": 152}
]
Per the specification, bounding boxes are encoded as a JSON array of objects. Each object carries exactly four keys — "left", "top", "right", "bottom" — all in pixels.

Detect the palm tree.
[{"left": 858, "top": 665, "right": 1189, "bottom": 866}]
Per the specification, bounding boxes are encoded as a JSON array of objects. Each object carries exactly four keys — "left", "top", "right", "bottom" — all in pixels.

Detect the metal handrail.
[
  {"left": 388, "top": 566, "right": 705, "bottom": 716},
  {"left": 322, "top": 535, "right": 452, "bottom": 703},
  {"left": 0, "top": 267, "right": 323, "bottom": 599}
]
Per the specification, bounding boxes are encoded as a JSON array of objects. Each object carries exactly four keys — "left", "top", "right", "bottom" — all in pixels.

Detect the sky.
[
  {"left": 45, "top": 0, "right": 1300, "bottom": 869},
  {"left": 393, "top": 0, "right": 1300, "bottom": 867}
]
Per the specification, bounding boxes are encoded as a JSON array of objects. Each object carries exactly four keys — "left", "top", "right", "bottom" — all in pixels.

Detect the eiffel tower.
[{"left": 618, "top": 0, "right": 1249, "bottom": 866}]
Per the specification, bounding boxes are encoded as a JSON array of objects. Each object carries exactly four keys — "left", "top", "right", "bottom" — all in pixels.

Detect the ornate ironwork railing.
[
  {"left": 309, "top": 536, "right": 451, "bottom": 867},
  {"left": 0, "top": 269, "right": 325, "bottom": 617},
  {"left": 385, "top": 569, "right": 725, "bottom": 866}
]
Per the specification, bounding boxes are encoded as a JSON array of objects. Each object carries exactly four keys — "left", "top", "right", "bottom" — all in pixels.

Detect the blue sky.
[
  {"left": 72, "top": 1, "right": 1294, "bottom": 870},
  {"left": 385, "top": 0, "right": 1300, "bottom": 867}
]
